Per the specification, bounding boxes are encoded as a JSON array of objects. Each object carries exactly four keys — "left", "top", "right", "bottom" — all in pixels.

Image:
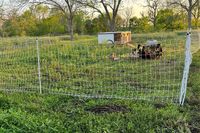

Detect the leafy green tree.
[
  {"left": 168, "top": 0, "right": 199, "bottom": 29},
  {"left": 74, "top": 11, "right": 85, "bottom": 35},
  {"left": 2, "top": 10, "right": 37, "bottom": 36},
  {"left": 2, "top": 6, "right": 68, "bottom": 36},
  {"left": 129, "top": 16, "right": 151, "bottom": 33},
  {"left": 3, "top": 19, "right": 18, "bottom": 36},
  {"left": 18, "top": 0, "right": 82, "bottom": 41},
  {"left": 192, "top": 0, "right": 200, "bottom": 28},
  {"left": 85, "top": 14, "right": 112, "bottom": 35},
  {"left": 156, "top": 9, "right": 185, "bottom": 31},
  {"left": 115, "top": 15, "right": 124, "bottom": 31},
  {"left": 18, "top": 10, "right": 37, "bottom": 36},
  {"left": 84, "top": 19, "right": 94, "bottom": 34},
  {"left": 36, "top": 13, "right": 65, "bottom": 36}
]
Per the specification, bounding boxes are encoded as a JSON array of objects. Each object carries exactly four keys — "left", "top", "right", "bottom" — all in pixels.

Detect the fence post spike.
[{"left": 36, "top": 38, "right": 42, "bottom": 94}]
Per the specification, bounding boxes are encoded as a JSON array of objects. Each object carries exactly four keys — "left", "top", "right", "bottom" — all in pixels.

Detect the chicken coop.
[{"left": 98, "top": 31, "right": 132, "bottom": 44}]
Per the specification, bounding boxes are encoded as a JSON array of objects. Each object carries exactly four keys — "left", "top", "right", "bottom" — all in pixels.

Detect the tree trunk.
[
  {"left": 153, "top": 20, "right": 156, "bottom": 29},
  {"left": 194, "top": 18, "right": 199, "bottom": 28},
  {"left": 188, "top": 0, "right": 193, "bottom": 30},
  {"left": 153, "top": 11, "right": 157, "bottom": 30},
  {"left": 68, "top": 16, "right": 74, "bottom": 41},
  {"left": 188, "top": 10, "right": 192, "bottom": 30},
  {"left": 194, "top": 7, "right": 200, "bottom": 28},
  {"left": 109, "top": 19, "right": 116, "bottom": 32}
]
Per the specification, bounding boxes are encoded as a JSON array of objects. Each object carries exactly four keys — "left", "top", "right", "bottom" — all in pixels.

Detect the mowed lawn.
[{"left": 0, "top": 33, "right": 199, "bottom": 132}]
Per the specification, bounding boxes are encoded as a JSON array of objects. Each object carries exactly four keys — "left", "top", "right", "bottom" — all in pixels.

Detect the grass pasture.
[
  {"left": 0, "top": 31, "right": 199, "bottom": 132},
  {"left": 0, "top": 33, "right": 186, "bottom": 102}
]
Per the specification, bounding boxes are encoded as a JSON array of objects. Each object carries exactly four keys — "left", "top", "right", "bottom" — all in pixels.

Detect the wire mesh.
[
  {"left": 0, "top": 32, "right": 199, "bottom": 104},
  {"left": 191, "top": 30, "right": 200, "bottom": 54},
  {"left": 0, "top": 40, "right": 39, "bottom": 93}
]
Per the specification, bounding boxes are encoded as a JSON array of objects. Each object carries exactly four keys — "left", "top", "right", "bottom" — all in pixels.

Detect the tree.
[
  {"left": 74, "top": 11, "right": 86, "bottom": 34},
  {"left": 0, "top": 14, "right": 3, "bottom": 35},
  {"left": 85, "top": 19, "right": 94, "bottom": 34},
  {"left": 30, "top": 5, "right": 49, "bottom": 21},
  {"left": 192, "top": 0, "right": 200, "bottom": 28},
  {"left": 84, "top": 16, "right": 104, "bottom": 34},
  {"left": 0, "top": 0, "right": 22, "bottom": 37},
  {"left": 115, "top": 14, "right": 124, "bottom": 30},
  {"left": 2, "top": 12, "right": 20, "bottom": 36},
  {"left": 2, "top": 10, "right": 37, "bottom": 36},
  {"left": 0, "top": 1, "right": 3, "bottom": 20},
  {"left": 36, "top": 12, "right": 65, "bottom": 36},
  {"left": 17, "top": 0, "right": 81, "bottom": 41},
  {"left": 168, "top": 0, "right": 199, "bottom": 29},
  {"left": 92, "top": 14, "right": 109, "bottom": 33},
  {"left": 129, "top": 16, "right": 151, "bottom": 33},
  {"left": 145, "top": 0, "right": 161, "bottom": 29},
  {"left": 156, "top": 9, "right": 185, "bottom": 31},
  {"left": 0, "top": 1, "right": 5, "bottom": 36},
  {"left": 18, "top": 10, "right": 37, "bottom": 36},
  {"left": 123, "top": 7, "right": 133, "bottom": 30},
  {"left": 78, "top": 0, "right": 123, "bottom": 32}
]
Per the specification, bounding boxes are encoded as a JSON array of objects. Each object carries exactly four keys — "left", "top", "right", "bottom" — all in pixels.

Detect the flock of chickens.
[{"left": 109, "top": 40, "right": 163, "bottom": 61}]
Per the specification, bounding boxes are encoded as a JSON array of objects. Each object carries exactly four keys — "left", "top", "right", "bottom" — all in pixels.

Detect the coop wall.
[
  {"left": 121, "top": 32, "right": 132, "bottom": 44},
  {"left": 98, "top": 32, "right": 131, "bottom": 44},
  {"left": 114, "top": 32, "right": 131, "bottom": 44},
  {"left": 98, "top": 34, "right": 114, "bottom": 44}
]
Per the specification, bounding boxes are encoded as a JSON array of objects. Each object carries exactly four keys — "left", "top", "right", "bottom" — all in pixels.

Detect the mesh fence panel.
[
  {"left": 191, "top": 30, "right": 200, "bottom": 54},
  {"left": 0, "top": 32, "right": 199, "bottom": 104},
  {"left": 0, "top": 41, "right": 39, "bottom": 93}
]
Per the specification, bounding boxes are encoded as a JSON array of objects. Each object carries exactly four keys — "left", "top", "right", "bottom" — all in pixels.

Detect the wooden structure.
[{"left": 98, "top": 31, "right": 131, "bottom": 44}]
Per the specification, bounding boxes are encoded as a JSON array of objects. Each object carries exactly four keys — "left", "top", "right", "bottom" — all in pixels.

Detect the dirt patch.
[
  {"left": 190, "top": 66, "right": 200, "bottom": 73},
  {"left": 154, "top": 103, "right": 167, "bottom": 109},
  {"left": 189, "top": 114, "right": 200, "bottom": 133},
  {"left": 86, "top": 104, "right": 130, "bottom": 114},
  {"left": 186, "top": 96, "right": 200, "bottom": 106}
]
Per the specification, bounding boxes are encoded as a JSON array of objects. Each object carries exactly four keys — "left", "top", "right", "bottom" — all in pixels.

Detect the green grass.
[
  {"left": 0, "top": 92, "right": 192, "bottom": 132},
  {"left": 0, "top": 33, "right": 186, "bottom": 103},
  {"left": 0, "top": 32, "right": 199, "bottom": 132}
]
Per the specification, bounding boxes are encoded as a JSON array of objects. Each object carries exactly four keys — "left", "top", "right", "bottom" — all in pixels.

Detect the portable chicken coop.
[{"left": 98, "top": 31, "right": 131, "bottom": 44}]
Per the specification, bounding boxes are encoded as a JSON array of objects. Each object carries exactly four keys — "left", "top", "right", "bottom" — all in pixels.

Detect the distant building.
[{"left": 98, "top": 31, "right": 132, "bottom": 44}]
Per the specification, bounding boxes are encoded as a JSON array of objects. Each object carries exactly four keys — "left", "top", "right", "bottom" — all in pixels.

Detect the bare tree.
[
  {"left": 0, "top": 1, "right": 4, "bottom": 20},
  {"left": 145, "top": 0, "right": 160, "bottom": 29},
  {"left": 168, "top": 0, "right": 199, "bottom": 29},
  {"left": 78, "top": 0, "right": 123, "bottom": 32},
  {"left": 0, "top": 0, "right": 5, "bottom": 36},
  {"left": 123, "top": 7, "right": 133, "bottom": 30},
  {"left": 17, "top": 0, "right": 81, "bottom": 41},
  {"left": 29, "top": 5, "right": 49, "bottom": 21}
]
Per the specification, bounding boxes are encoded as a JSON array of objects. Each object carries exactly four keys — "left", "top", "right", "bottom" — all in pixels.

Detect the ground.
[{"left": 0, "top": 32, "right": 199, "bottom": 132}]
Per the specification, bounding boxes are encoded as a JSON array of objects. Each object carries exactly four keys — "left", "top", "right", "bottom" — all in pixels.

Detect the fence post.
[
  {"left": 36, "top": 38, "right": 42, "bottom": 94},
  {"left": 179, "top": 32, "right": 192, "bottom": 105}
]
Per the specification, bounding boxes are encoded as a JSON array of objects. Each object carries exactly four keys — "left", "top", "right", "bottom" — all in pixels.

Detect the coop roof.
[{"left": 98, "top": 31, "right": 131, "bottom": 34}]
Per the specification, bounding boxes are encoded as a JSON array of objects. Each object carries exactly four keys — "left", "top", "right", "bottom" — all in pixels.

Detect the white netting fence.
[{"left": 0, "top": 31, "right": 199, "bottom": 104}]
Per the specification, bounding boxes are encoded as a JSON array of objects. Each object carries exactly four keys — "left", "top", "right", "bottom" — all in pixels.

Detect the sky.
[
  {"left": 122, "top": 0, "right": 146, "bottom": 17},
  {"left": 3, "top": 0, "right": 147, "bottom": 17}
]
